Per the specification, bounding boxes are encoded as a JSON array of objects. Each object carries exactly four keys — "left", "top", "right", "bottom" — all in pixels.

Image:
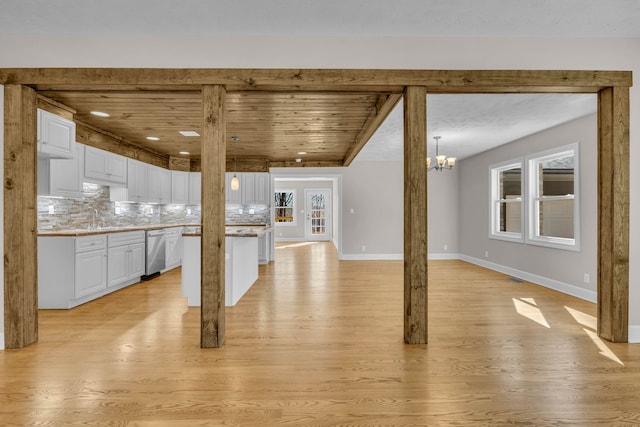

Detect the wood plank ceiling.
[{"left": 40, "top": 90, "right": 401, "bottom": 170}]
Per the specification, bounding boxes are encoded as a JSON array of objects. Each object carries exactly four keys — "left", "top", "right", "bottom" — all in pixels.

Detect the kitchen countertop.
[
  {"left": 38, "top": 223, "right": 270, "bottom": 237},
  {"left": 183, "top": 225, "right": 270, "bottom": 238}
]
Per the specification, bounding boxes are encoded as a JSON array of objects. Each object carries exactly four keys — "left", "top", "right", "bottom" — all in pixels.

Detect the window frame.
[
  {"left": 525, "top": 143, "right": 580, "bottom": 251},
  {"left": 489, "top": 159, "right": 525, "bottom": 243},
  {"left": 273, "top": 189, "right": 297, "bottom": 226}
]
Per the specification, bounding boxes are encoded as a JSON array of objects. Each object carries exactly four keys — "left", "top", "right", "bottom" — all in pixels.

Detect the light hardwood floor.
[{"left": 2, "top": 242, "right": 640, "bottom": 426}]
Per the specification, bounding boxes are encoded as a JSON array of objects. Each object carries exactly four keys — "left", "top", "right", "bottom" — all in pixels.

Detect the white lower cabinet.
[
  {"left": 39, "top": 231, "right": 145, "bottom": 309},
  {"left": 108, "top": 231, "right": 146, "bottom": 288},
  {"left": 75, "top": 248, "right": 108, "bottom": 298},
  {"left": 164, "top": 227, "right": 183, "bottom": 270},
  {"left": 39, "top": 234, "right": 108, "bottom": 309}
]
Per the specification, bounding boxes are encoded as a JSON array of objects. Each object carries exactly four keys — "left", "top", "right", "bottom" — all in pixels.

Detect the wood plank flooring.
[{"left": 2, "top": 242, "right": 640, "bottom": 425}]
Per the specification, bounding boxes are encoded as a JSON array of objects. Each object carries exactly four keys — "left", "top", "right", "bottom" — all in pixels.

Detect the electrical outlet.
[
  {"left": 350, "top": 208, "right": 355, "bottom": 214},
  {"left": 584, "top": 273, "right": 590, "bottom": 284},
  {"left": 485, "top": 250, "right": 489, "bottom": 258},
  {"left": 48, "top": 204, "right": 54, "bottom": 214},
  {"left": 249, "top": 209, "right": 255, "bottom": 215},
  {"left": 238, "top": 208, "right": 243, "bottom": 214},
  {"left": 444, "top": 244, "right": 448, "bottom": 251},
  {"left": 362, "top": 245, "right": 366, "bottom": 252}
]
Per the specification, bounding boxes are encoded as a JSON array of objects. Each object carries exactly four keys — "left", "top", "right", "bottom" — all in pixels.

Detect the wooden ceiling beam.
[
  {"left": 75, "top": 120, "right": 169, "bottom": 168},
  {"left": 343, "top": 93, "right": 402, "bottom": 166},
  {"left": 0, "top": 69, "right": 631, "bottom": 92}
]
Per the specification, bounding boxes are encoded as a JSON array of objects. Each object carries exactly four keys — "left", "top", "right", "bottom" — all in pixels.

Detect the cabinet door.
[
  {"left": 75, "top": 249, "right": 107, "bottom": 298},
  {"left": 48, "top": 144, "right": 83, "bottom": 199},
  {"left": 38, "top": 109, "right": 75, "bottom": 159},
  {"left": 253, "top": 173, "right": 270, "bottom": 205},
  {"left": 107, "top": 153, "right": 127, "bottom": 184},
  {"left": 171, "top": 171, "right": 189, "bottom": 204},
  {"left": 128, "top": 243, "right": 146, "bottom": 279},
  {"left": 165, "top": 236, "right": 179, "bottom": 268},
  {"left": 240, "top": 173, "right": 256, "bottom": 204},
  {"left": 84, "top": 146, "right": 109, "bottom": 181},
  {"left": 107, "top": 245, "right": 129, "bottom": 287},
  {"left": 226, "top": 173, "right": 242, "bottom": 204},
  {"left": 159, "top": 168, "right": 171, "bottom": 204},
  {"left": 188, "top": 172, "right": 201, "bottom": 204},
  {"left": 129, "top": 159, "right": 148, "bottom": 202},
  {"left": 147, "top": 165, "right": 161, "bottom": 203}
]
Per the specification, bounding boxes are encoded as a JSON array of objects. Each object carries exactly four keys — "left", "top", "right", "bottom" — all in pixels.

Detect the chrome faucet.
[{"left": 90, "top": 208, "right": 98, "bottom": 229}]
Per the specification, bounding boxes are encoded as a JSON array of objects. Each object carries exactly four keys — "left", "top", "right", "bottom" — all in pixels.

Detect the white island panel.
[{"left": 182, "top": 235, "right": 258, "bottom": 307}]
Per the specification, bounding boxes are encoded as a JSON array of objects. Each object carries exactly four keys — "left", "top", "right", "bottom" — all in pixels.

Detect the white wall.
[
  {"left": 273, "top": 180, "right": 334, "bottom": 241},
  {"left": 459, "top": 114, "right": 598, "bottom": 301},
  {"left": 0, "top": 35, "right": 638, "bottom": 340}
]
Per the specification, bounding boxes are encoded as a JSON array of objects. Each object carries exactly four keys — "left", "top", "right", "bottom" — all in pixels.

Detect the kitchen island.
[{"left": 182, "top": 226, "right": 270, "bottom": 307}]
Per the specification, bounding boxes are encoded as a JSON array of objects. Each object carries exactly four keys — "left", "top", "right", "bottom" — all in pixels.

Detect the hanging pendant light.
[
  {"left": 231, "top": 136, "right": 240, "bottom": 191},
  {"left": 427, "top": 136, "right": 457, "bottom": 172}
]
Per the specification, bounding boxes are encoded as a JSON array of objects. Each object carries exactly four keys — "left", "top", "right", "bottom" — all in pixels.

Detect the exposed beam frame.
[
  {"left": 3, "top": 84, "right": 38, "bottom": 349},
  {"left": 200, "top": 85, "right": 227, "bottom": 348},
  {"left": 0, "top": 69, "right": 631, "bottom": 92},
  {"left": 597, "top": 87, "right": 630, "bottom": 342},
  {"left": 403, "top": 86, "right": 428, "bottom": 344},
  {"left": 343, "top": 93, "right": 402, "bottom": 166},
  {"left": 2, "top": 68, "right": 632, "bottom": 349}
]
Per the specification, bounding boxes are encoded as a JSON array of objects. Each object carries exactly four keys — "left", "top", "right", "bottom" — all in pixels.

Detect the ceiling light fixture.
[
  {"left": 179, "top": 131, "right": 200, "bottom": 137},
  {"left": 297, "top": 151, "right": 307, "bottom": 155},
  {"left": 295, "top": 158, "right": 302, "bottom": 163},
  {"left": 230, "top": 136, "right": 240, "bottom": 191},
  {"left": 146, "top": 136, "right": 160, "bottom": 141},
  {"left": 90, "top": 111, "right": 110, "bottom": 117},
  {"left": 179, "top": 151, "right": 190, "bottom": 155},
  {"left": 427, "top": 136, "right": 456, "bottom": 172}
]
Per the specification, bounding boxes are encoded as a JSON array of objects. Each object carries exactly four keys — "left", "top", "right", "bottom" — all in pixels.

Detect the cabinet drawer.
[
  {"left": 76, "top": 234, "right": 107, "bottom": 253},
  {"left": 163, "top": 227, "right": 182, "bottom": 238},
  {"left": 108, "top": 230, "right": 145, "bottom": 247}
]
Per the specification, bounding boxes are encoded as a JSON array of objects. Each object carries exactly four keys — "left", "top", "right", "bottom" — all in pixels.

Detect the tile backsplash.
[{"left": 37, "top": 183, "right": 270, "bottom": 231}]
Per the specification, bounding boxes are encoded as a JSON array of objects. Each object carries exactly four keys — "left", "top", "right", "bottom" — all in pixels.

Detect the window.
[
  {"left": 527, "top": 144, "right": 579, "bottom": 250},
  {"left": 274, "top": 190, "right": 296, "bottom": 225},
  {"left": 490, "top": 160, "right": 524, "bottom": 242}
]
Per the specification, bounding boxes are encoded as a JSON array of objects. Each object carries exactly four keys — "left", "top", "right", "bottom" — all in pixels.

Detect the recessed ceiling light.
[
  {"left": 179, "top": 131, "right": 200, "bottom": 137},
  {"left": 146, "top": 136, "right": 160, "bottom": 141},
  {"left": 297, "top": 151, "right": 307, "bottom": 155},
  {"left": 90, "top": 111, "right": 110, "bottom": 117},
  {"left": 179, "top": 151, "right": 190, "bottom": 155},
  {"left": 295, "top": 158, "right": 302, "bottom": 163}
]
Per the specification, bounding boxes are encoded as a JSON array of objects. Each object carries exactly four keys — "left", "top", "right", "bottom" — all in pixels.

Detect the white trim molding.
[
  {"left": 459, "top": 254, "right": 597, "bottom": 303},
  {"left": 340, "top": 253, "right": 403, "bottom": 261},
  {"left": 628, "top": 326, "right": 640, "bottom": 344},
  {"left": 428, "top": 253, "right": 462, "bottom": 260}
]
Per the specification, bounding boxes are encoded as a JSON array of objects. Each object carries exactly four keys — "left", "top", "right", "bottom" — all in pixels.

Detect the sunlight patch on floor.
[
  {"left": 583, "top": 328, "right": 624, "bottom": 365},
  {"left": 565, "top": 306, "right": 597, "bottom": 330},
  {"left": 512, "top": 298, "right": 550, "bottom": 328},
  {"left": 276, "top": 242, "right": 320, "bottom": 249}
]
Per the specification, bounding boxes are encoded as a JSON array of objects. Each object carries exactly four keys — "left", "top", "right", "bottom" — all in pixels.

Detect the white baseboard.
[
  {"left": 629, "top": 326, "right": 640, "bottom": 344},
  {"left": 274, "top": 237, "right": 305, "bottom": 243},
  {"left": 429, "top": 253, "right": 461, "bottom": 260},
  {"left": 459, "top": 254, "right": 597, "bottom": 303},
  {"left": 340, "top": 253, "right": 403, "bottom": 261}
]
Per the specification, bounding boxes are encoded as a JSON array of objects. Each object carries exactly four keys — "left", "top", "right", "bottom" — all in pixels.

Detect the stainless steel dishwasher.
[{"left": 143, "top": 228, "right": 166, "bottom": 280}]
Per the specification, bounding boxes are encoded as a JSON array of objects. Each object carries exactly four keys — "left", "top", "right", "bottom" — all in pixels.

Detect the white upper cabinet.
[
  {"left": 84, "top": 145, "right": 127, "bottom": 185},
  {"left": 252, "top": 173, "right": 270, "bottom": 205},
  {"left": 171, "top": 171, "right": 190, "bottom": 204},
  {"left": 110, "top": 158, "right": 148, "bottom": 203},
  {"left": 148, "top": 165, "right": 171, "bottom": 204},
  {"left": 188, "top": 172, "right": 201, "bottom": 205},
  {"left": 38, "top": 143, "right": 84, "bottom": 199},
  {"left": 37, "top": 109, "right": 75, "bottom": 159}
]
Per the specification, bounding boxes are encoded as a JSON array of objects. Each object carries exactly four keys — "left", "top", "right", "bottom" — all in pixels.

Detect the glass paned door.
[{"left": 304, "top": 189, "right": 331, "bottom": 241}]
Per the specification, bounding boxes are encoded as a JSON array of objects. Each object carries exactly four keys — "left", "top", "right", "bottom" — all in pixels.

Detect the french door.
[{"left": 304, "top": 189, "right": 332, "bottom": 241}]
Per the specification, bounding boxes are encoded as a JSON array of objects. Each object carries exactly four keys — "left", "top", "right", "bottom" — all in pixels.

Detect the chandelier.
[{"left": 427, "top": 136, "right": 456, "bottom": 172}]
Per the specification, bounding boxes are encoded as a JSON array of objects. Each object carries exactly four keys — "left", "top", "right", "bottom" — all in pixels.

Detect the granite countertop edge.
[{"left": 38, "top": 223, "right": 269, "bottom": 237}]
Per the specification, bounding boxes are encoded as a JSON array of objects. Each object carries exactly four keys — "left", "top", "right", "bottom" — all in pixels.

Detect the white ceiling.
[
  {"left": 357, "top": 94, "right": 598, "bottom": 161},
  {"left": 2, "top": 0, "right": 640, "bottom": 38},
  {"left": 0, "top": 1, "right": 631, "bottom": 162}
]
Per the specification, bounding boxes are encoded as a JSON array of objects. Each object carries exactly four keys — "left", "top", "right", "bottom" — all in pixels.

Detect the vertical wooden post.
[
  {"left": 201, "top": 85, "right": 226, "bottom": 348},
  {"left": 597, "top": 86, "right": 630, "bottom": 343},
  {"left": 403, "top": 86, "right": 428, "bottom": 344},
  {"left": 4, "top": 84, "right": 38, "bottom": 349}
]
